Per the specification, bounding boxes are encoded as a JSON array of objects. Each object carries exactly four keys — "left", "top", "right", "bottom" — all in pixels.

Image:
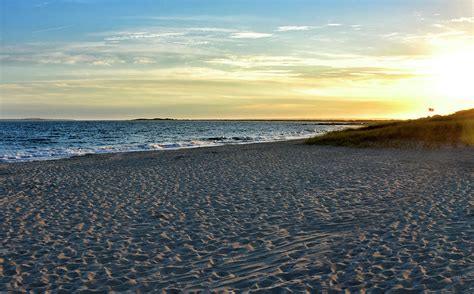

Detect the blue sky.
[
  {"left": 1, "top": 0, "right": 458, "bottom": 42},
  {"left": 1, "top": 0, "right": 473, "bottom": 119}
]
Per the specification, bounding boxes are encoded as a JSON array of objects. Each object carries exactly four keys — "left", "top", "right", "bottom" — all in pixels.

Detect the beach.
[{"left": 1, "top": 140, "right": 473, "bottom": 292}]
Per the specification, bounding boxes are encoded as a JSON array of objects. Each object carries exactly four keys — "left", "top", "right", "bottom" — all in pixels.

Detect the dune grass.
[{"left": 305, "top": 109, "right": 474, "bottom": 148}]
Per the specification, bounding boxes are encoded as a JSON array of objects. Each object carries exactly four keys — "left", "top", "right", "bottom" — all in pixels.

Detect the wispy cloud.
[
  {"left": 1, "top": 51, "right": 125, "bottom": 66},
  {"left": 33, "top": 24, "right": 74, "bottom": 34},
  {"left": 276, "top": 26, "right": 313, "bottom": 32},
  {"left": 35, "top": 1, "right": 52, "bottom": 8},
  {"left": 276, "top": 23, "right": 341, "bottom": 32},
  {"left": 133, "top": 57, "right": 155, "bottom": 65},
  {"left": 381, "top": 32, "right": 400, "bottom": 38},
  {"left": 104, "top": 32, "right": 185, "bottom": 41},
  {"left": 451, "top": 17, "right": 474, "bottom": 23},
  {"left": 146, "top": 15, "right": 270, "bottom": 23},
  {"left": 230, "top": 32, "right": 272, "bottom": 39},
  {"left": 187, "top": 27, "right": 237, "bottom": 33},
  {"left": 207, "top": 54, "right": 427, "bottom": 78}
]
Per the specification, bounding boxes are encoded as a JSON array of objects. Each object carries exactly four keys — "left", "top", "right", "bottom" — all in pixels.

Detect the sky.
[{"left": 0, "top": 0, "right": 473, "bottom": 119}]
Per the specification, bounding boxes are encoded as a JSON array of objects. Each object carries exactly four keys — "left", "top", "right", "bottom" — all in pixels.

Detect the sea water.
[{"left": 0, "top": 120, "right": 352, "bottom": 163}]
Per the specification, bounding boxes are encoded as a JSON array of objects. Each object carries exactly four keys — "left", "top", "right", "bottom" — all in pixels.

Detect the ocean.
[{"left": 0, "top": 120, "right": 351, "bottom": 163}]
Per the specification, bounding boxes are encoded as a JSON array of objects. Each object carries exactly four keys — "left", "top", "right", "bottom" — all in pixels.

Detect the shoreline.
[
  {"left": 2, "top": 136, "right": 471, "bottom": 165},
  {"left": 1, "top": 142, "right": 473, "bottom": 291},
  {"left": 0, "top": 138, "right": 308, "bottom": 165}
]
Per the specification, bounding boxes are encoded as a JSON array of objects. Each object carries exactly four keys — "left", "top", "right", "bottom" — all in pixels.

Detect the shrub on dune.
[{"left": 305, "top": 109, "right": 474, "bottom": 148}]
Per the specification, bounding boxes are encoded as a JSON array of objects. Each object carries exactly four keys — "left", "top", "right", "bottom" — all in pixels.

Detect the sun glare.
[{"left": 430, "top": 46, "right": 474, "bottom": 104}]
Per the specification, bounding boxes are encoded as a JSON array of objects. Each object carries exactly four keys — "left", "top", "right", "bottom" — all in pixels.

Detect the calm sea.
[{"left": 0, "top": 120, "right": 351, "bottom": 163}]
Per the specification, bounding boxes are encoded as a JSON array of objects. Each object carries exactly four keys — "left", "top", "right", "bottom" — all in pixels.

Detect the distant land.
[
  {"left": 132, "top": 118, "right": 176, "bottom": 121},
  {"left": 0, "top": 118, "right": 75, "bottom": 121}
]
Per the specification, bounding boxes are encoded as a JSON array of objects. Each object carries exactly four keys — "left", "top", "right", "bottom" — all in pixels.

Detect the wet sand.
[{"left": 1, "top": 140, "right": 473, "bottom": 292}]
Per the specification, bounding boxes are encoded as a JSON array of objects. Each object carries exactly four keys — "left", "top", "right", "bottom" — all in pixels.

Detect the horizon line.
[{"left": 0, "top": 117, "right": 403, "bottom": 122}]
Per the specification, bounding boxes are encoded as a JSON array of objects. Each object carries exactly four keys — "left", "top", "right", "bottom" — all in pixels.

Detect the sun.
[{"left": 430, "top": 46, "right": 474, "bottom": 104}]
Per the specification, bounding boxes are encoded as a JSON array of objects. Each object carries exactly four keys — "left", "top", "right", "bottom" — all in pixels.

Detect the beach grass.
[{"left": 305, "top": 108, "right": 474, "bottom": 148}]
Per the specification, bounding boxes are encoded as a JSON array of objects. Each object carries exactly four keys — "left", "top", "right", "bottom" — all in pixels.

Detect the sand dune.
[{"left": 1, "top": 141, "right": 473, "bottom": 292}]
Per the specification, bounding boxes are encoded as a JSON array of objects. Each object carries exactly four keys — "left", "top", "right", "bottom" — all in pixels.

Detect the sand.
[{"left": 1, "top": 140, "right": 473, "bottom": 292}]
